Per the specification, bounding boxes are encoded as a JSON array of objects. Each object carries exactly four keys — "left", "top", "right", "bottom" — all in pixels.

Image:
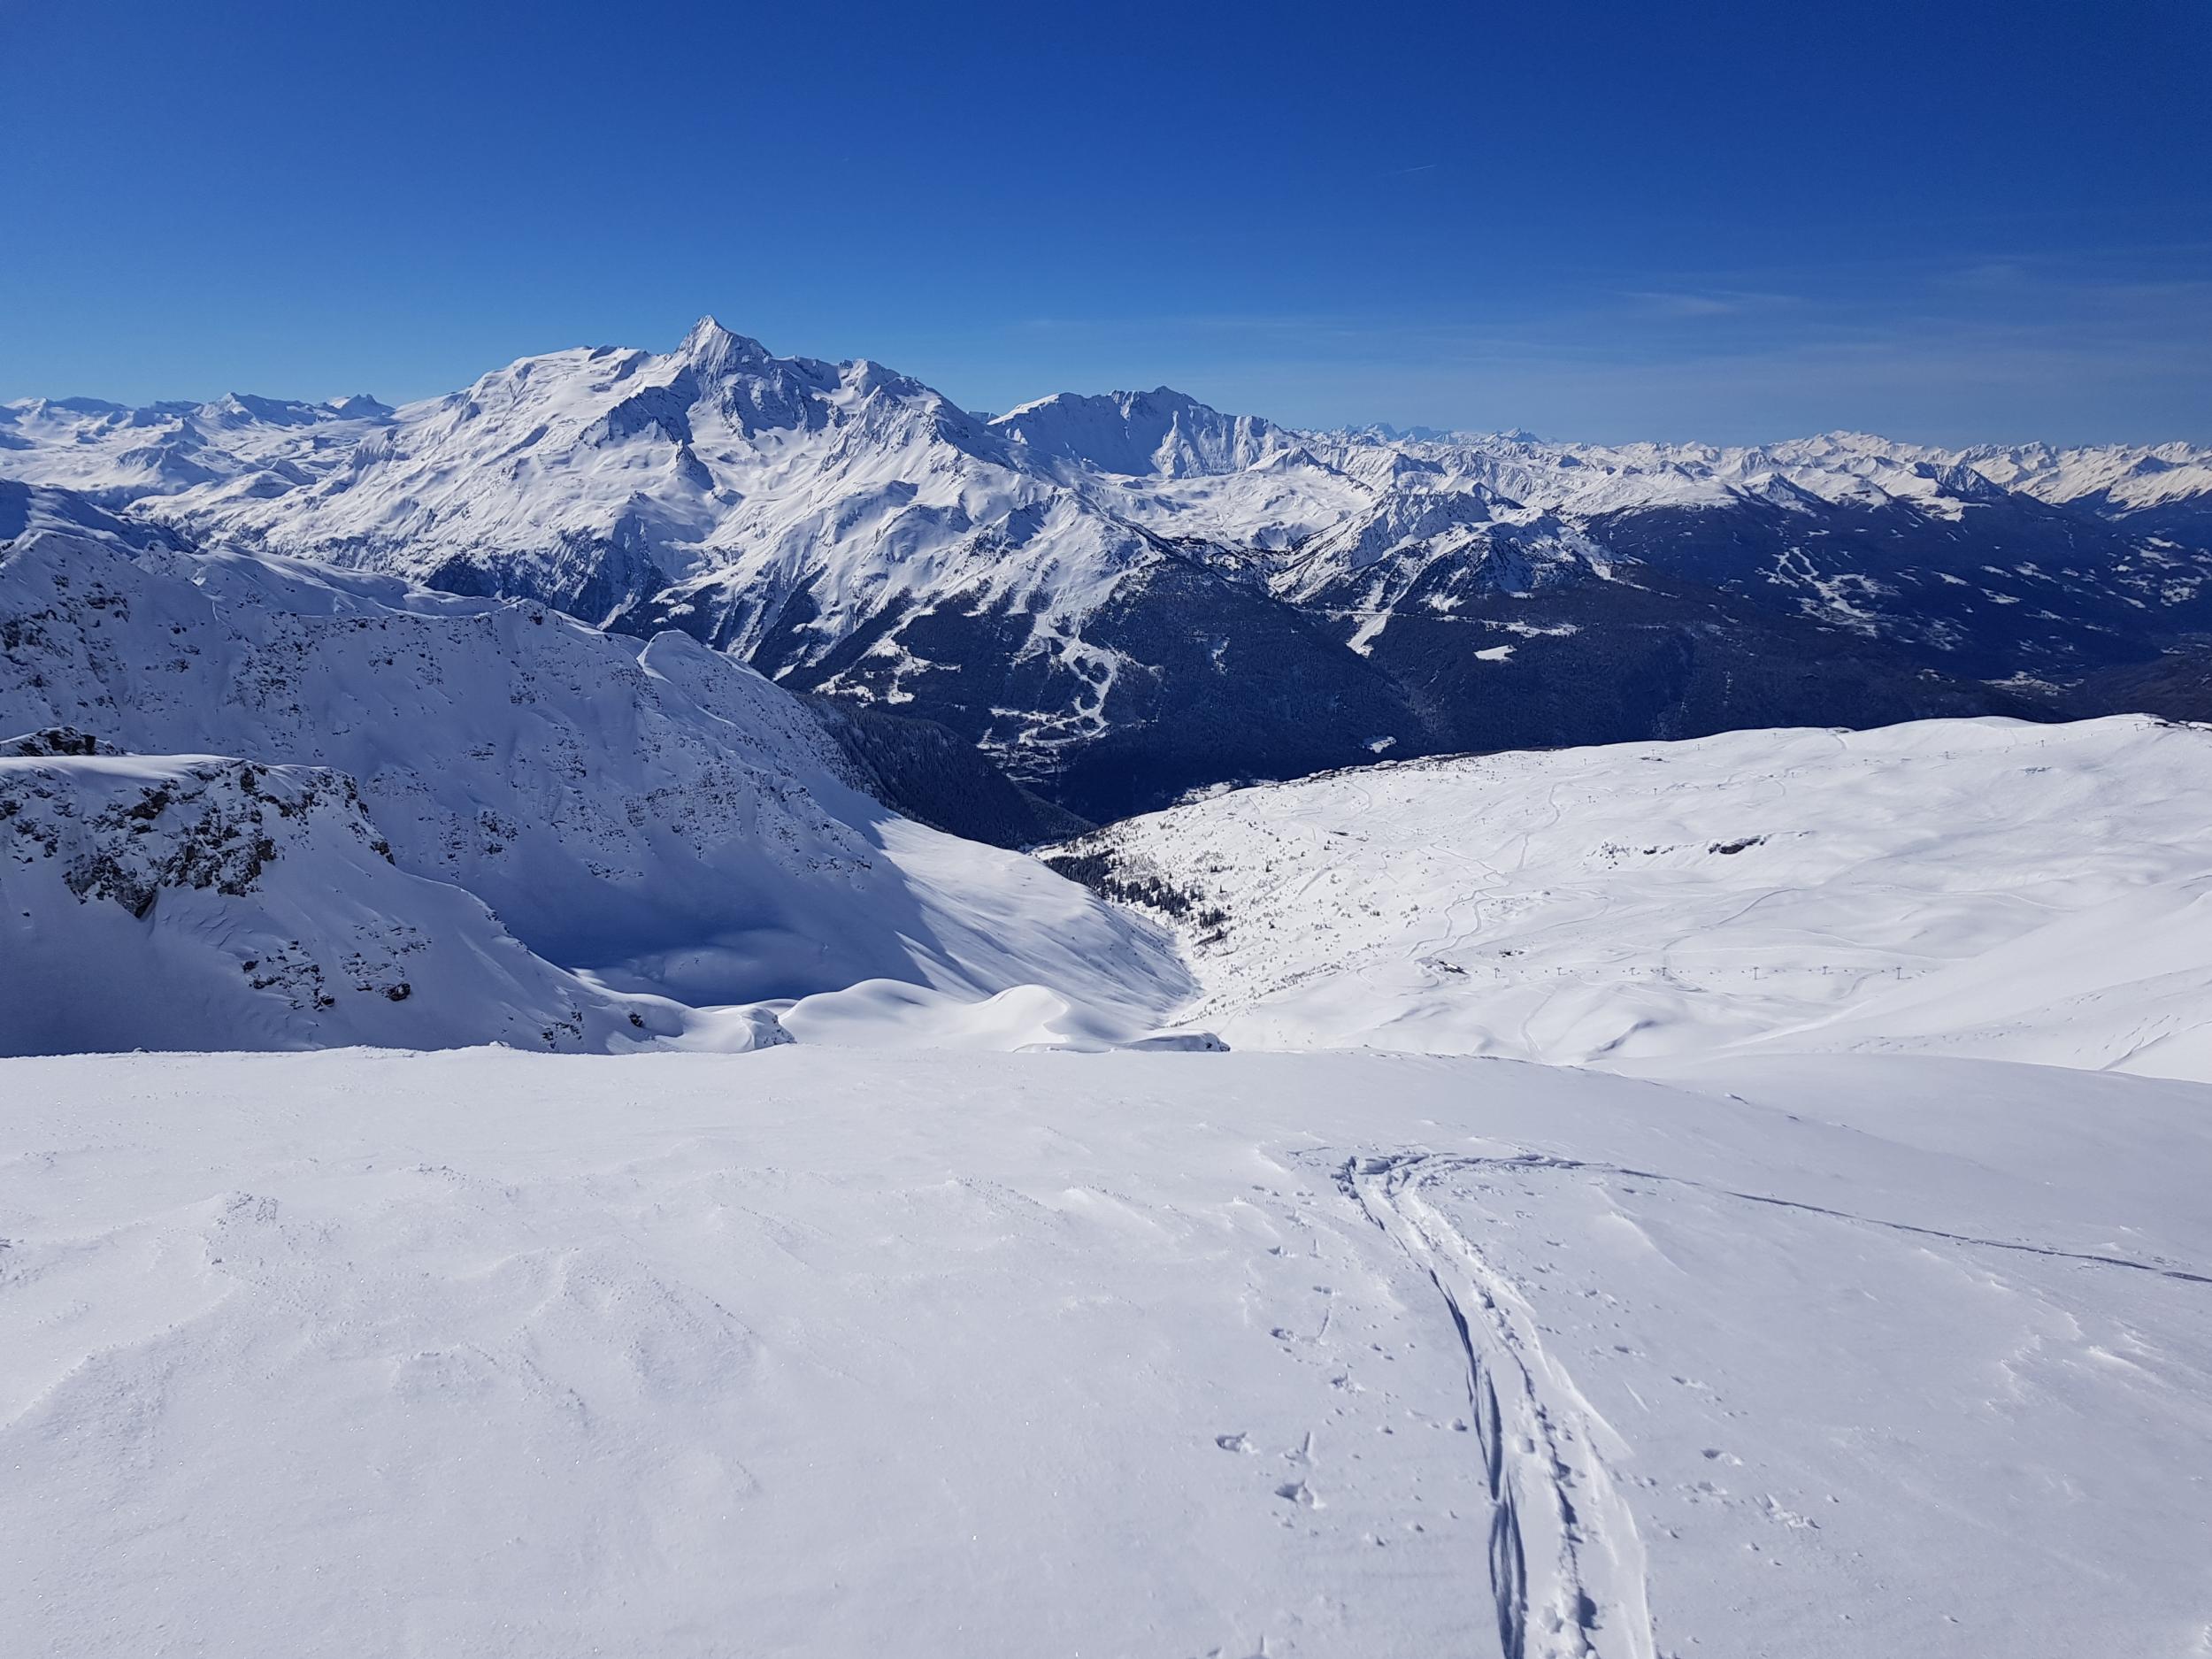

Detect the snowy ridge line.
[
  {"left": 0, "top": 513, "right": 1197, "bottom": 1053},
  {"left": 1330, "top": 1150, "right": 1656, "bottom": 1659}
]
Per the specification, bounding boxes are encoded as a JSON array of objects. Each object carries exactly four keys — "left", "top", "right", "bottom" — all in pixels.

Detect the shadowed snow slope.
[
  {"left": 1051, "top": 714, "right": 2212, "bottom": 1076},
  {"left": 0, "top": 518, "right": 1187, "bottom": 1052},
  {"left": 2, "top": 1046, "right": 2207, "bottom": 1658},
  {"left": 0, "top": 749, "right": 672, "bottom": 1055}
]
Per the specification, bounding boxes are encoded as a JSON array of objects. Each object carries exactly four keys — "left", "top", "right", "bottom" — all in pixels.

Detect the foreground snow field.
[{"left": 5, "top": 1047, "right": 2208, "bottom": 1658}]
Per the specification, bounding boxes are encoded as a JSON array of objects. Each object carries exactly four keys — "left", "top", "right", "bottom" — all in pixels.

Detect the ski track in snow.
[
  {"left": 1325, "top": 1137, "right": 2212, "bottom": 1658},
  {"left": 1481, "top": 1153, "right": 2212, "bottom": 1287},
  {"left": 1336, "top": 1150, "right": 1655, "bottom": 1659}
]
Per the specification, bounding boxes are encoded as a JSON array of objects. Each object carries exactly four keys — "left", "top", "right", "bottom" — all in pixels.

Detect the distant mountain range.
[{"left": 8, "top": 319, "right": 2211, "bottom": 820}]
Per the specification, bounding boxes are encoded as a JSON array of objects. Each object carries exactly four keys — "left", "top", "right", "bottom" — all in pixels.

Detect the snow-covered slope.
[
  {"left": 1049, "top": 714, "right": 2212, "bottom": 1076},
  {"left": 0, "top": 509, "right": 1189, "bottom": 1050},
  {"left": 4, "top": 1045, "right": 2207, "bottom": 1658},
  {"left": 0, "top": 739, "right": 676, "bottom": 1055},
  {"left": 0, "top": 475, "right": 187, "bottom": 553},
  {"left": 14, "top": 338, "right": 2212, "bottom": 1659}
]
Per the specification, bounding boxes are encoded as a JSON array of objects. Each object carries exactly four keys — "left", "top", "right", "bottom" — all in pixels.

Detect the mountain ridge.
[
  {"left": 8, "top": 321, "right": 2212, "bottom": 818},
  {"left": 0, "top": 497, "right": 1190, "bottom": 1051}
]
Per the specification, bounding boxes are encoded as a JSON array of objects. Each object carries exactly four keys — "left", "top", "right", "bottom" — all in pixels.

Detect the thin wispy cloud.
[
  {"left": 964, "top": 249, "right": 2212, "bottom": 444},
  {"left": 1619, "top": 290, "right": 1801, "bottom": 319}
]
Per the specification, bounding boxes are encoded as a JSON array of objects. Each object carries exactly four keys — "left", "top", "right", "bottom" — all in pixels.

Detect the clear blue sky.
[{"left": 4, "top": 0, "right": 2208, "bottom": 443}]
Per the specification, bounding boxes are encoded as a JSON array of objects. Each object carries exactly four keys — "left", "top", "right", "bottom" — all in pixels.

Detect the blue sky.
[{"left": 3, "top": 0, "right": 2207, "bottom": 442}]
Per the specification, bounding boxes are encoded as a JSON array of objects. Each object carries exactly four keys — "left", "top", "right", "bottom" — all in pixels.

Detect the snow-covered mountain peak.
[
  {"left": 325, "top": 393, "right": 392, "bottom": 419},
  {"left": 205, "top": 393, "right": 330, "bottom": 429},
  {"left": 673, "top": 313, "right": 783, "bottom": 379},
  {"left": 991, "top": 387, "right": 1292, "bottom": 478}
]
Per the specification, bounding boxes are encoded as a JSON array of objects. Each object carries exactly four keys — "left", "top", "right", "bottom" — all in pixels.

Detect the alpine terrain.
[
  {"left": 10, "top": 324, "right": 2212, "bottom": 818},
  {"left": 4, "top": 334, "right": 2210, "bottom": 1659}
]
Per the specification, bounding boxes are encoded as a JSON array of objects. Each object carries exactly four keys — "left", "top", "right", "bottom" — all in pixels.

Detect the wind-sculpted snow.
[
  {"left": 0, "top": 521, "right": 1189, "bottom": 1050},
  {"left": 4, "top": 1047, "right": 2207, "bottom": 1657},
  {"left": 1053, "top": 714, "right": 2212, "bottom": 1077}
]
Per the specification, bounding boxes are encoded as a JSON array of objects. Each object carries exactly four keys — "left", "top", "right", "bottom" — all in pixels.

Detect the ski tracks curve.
[{"left": 1333, "top": 1151, "right": 1655, "bottom": 1659}]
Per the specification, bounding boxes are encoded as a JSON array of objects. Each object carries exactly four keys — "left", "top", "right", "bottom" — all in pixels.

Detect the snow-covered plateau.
[
  {"left": 6, "top": 341, "right": 2212, "bottom": 1656},
  {"left": 1051, "top": 712, "right": 2212, "bottom": 1079}
]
